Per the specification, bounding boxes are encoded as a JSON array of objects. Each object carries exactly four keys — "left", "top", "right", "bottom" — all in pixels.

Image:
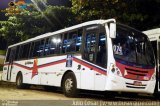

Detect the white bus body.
[
  {"left": 143, "top": 28, "right": 160, "bottom": 93},
  {"left": 2, "top": 19, "right": 156, "bottom": 97}
]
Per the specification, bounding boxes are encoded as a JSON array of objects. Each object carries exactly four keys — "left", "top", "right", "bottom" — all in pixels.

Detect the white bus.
[
  {"left": 143, "top": 28, "right": 160, "bottom": 94},
  {"left": 2, "top": 19, "right": 156, "bottom": 97}
]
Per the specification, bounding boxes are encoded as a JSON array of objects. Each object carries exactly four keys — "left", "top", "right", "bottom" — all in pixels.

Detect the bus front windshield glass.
[{"left": 112, "top": 25, "right": 155, "bottom": 67}]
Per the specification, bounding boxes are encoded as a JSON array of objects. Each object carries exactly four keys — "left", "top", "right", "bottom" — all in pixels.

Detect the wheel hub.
[
  {"left": 65, "top": 78, "right": 73, "bottom": 92},
  {"left": 17, "top": 77, "right": 21, "bottom": 86}
]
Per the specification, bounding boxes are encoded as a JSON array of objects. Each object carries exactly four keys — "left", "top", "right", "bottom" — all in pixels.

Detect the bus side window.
[
  {"left": 38, "top": 39, "right": 45, "bottom": 57},
  {"left": 21, "top": 43, "right": 31, "bottom": 59},
  {"left": 15, "top": 46, "right": 20, "bottom": 60},
  {"left": 29, "top": 42, "right": 35, "bottom": 58},
  {"left": 50, "top": 35, "right": 61, "bottom": 55},
  {"left": 76, "top": 29, "right": 82, "bottom": 52},
  {"left": 67, "top": 31, "right": 77, "bottom": 52},
  {"left": 18, "top": 45, "right": 24, "bottom": 60},
  {"left": 62, "top": 33, "right": 68, "bottom": 53},
  {"left": 44, "top": 38, "right": 50, "bottom": 56},
  {"left": 33, "top": 41, "right": 41, "bottom": 57},
  {"left": 96, "top": 33, "right": 107, "bottom": 68},
  {"left": 57, "top": 35, "right": 62, "bottom": 54},
  {"left": 6, "top": 48, "right": 11, "bottom": 62},
  {"left": 84, "top": 33, "right": 97, "bottom": 62}
]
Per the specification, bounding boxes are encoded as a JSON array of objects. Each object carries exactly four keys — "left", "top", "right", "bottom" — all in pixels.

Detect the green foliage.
[
  {"left": 0, "top": 0, "right": 159, "bottom": 47},
  {"left": 71, "top": 0, "right": 122, "bottom": 22},
  {"left": 0, "top": 58, "right": 4, "bottom": 71},
  {"left": 0, "top": 50, "right": 6, "bottom": 55},
  {"left": 0, "top": 5, "right": 75, "bottom": 46},
  {"left": 0, "top": 58, "right": 4, "bottom": 64},
  {"left": 0, "top": 66, "right": 3, "bottom": 71},
  {"left": 44, "top": 6, "right": 76, "bottom": 30},
  {"left": 71, "top": 0, "right": 160, "bottom": 30}
]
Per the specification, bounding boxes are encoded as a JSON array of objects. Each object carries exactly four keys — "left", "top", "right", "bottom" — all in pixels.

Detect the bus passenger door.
[
  {"left": 81, "top": 28, "right": 98, "bottom": 90},
  {"left": 82, "top": 25, "right": 107, "bottom": 90},
  {"left": 7, "top": 47, "right": 16, "bottom": 81}
]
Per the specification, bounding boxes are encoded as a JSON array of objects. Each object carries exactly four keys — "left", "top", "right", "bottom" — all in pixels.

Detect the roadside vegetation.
[
  {"left": 0, "top": 50, "right": 5, "bottom": 71},
  {"left": 0, "top": 50, "right": 5, "bottom": 55},
  {"left": 0, "top": 58, "right": 4, "bottom": 71}
]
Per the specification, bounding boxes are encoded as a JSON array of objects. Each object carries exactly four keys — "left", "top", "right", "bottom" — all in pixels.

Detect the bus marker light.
[
  {"left": 124, "top": 70, "right": 128, "bottom": 76},
  {"left": 111, "top": 68, "right": 115, "bottom": 73}
]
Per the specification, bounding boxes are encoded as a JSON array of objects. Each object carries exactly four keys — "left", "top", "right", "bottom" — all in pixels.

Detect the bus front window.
[{"left": 112, "top": 25, "right": 155, "bottom": 67}]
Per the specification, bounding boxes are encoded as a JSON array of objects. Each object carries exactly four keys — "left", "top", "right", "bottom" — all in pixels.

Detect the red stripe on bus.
[
  {"left": 4, "top": 58, "right": 107, "bottom": 76},
  {"left": 4, "top": 59, "right": 66, "bottom": 70},
  {"left": 38, "top": 59, "right": 66, "bottom": 68},
  {"left": 14, "top": 63, "right": 32, "bottom": 70},
  {"left": 73, "top": 58, "right": 107, "bottom": 76}
]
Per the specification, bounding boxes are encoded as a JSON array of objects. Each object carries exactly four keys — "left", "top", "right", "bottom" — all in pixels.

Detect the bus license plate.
[{"left": 134, "top": 81, "right": 142, "bottom": 86}]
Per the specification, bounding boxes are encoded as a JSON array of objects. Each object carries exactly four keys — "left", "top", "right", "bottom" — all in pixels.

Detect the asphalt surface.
[{"left": 0, "top": 71, "right": 160, "bottom": 106}]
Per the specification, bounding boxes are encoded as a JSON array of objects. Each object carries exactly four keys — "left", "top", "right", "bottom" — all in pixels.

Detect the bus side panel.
[
  {"left": 75, "top": 56, "right": 106, "bottom": 91},
  {"left": 10, "top": 66, "right": 20, "bottom": 83},
  {"left": 37, "top": 55, "right": 81, "bottom": 88},
  {"left": 38, "top": 55, "right": 69, "bottom": 87},
  {"left": 2, "top": 64, "right": 8, "bottom": 81}
]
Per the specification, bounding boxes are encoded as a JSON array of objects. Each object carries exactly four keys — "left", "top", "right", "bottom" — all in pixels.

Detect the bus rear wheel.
[
  {"left": 62, "top": 72, "right": 78, "bottom": 97},
  {"left": 16, "top": 73, "right": 30, "bottom": 89}
]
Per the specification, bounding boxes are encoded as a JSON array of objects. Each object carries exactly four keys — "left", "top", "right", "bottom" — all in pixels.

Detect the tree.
[
  {"left": 71, "top": 0, "right": 160, "bottom": 30},
  {"left": 44, "top": 6, "right": 76, "bottom": 30},
  {"left": 0, "top": 5, "right": 75, "bottom": 47},
  {"left": 0, "top": 17, "right": 21, "bottom": 46}
]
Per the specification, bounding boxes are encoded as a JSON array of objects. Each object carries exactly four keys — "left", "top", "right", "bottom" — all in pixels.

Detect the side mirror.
[{"left": 109, "top": 23, "right": 116, "bottom": 38}]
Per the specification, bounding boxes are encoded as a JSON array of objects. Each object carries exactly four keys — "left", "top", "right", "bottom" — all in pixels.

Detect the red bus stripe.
[
  {"left": 4, "top": 58, "right": 107, "bottom": 76},
  {"left": 73, "top": 58, "right": 107, "bottom": 76}
]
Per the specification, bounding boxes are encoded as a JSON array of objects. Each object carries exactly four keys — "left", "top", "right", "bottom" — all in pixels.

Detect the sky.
[
  {"left": 0, "top": 0, "right": 70, "bottom": 21},
  {"left": 0, "top": 0, "right": 12, "bottom": 9},
  {"left": 0, "top": 0, "right": 33, "bottom": 20},
  {"left": 0, "top": 0, "right": 32, "bottom": 9}
]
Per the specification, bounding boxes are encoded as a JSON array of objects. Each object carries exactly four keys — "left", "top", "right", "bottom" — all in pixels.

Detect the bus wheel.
[
  {"left": 16, "top": 73, "right": 30, "bottom": 89},
  {"left": 62, "top": 72, "right": 78, "bottom": 97}
]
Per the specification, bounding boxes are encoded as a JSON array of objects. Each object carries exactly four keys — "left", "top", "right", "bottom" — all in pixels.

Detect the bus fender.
[{"left": 61, "top": 70, "right": 80, "bottom": 88}]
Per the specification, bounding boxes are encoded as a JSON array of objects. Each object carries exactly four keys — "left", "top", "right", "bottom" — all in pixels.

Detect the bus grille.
[
  {"left": 124, "top": 67, "right": 149, "bottom": 81},
  {"left": 125, "top": 82, "right": 146, "bottom": 89},
  {"left": 125, "top": 68, "right": 148, "bottom": 76}
]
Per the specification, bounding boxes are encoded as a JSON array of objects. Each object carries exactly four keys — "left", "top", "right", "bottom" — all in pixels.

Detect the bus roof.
[{"left": 8, "top": 19, "right": 115, "bottom": 48}]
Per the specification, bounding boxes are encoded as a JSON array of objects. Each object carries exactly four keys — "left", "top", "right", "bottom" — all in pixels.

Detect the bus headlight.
[
  {"left": 151, "top": 72, "right": 156, "bottom": 81},
  {"left": 110, "top": 64, "right": 122, "bottom": 77}
]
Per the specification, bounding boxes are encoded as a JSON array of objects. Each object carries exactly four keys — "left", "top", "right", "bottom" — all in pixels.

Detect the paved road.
[
  {"left": 0, "top": 81, "right": 158, "bottom": 101},
  {"left": 0, "top": 81, "right": 159, "bottom": 105}
]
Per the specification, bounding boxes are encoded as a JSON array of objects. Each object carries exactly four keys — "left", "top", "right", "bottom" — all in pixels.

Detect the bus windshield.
[{"left": 112, "top": 24, "right": 155, "bottom": 67}]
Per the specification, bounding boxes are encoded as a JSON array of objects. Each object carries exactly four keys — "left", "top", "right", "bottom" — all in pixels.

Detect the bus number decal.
[
  {"left": 66, "top": 54, "right": 73, "bottom": 67},
  {"left": 113, "top": 45, "right": 123, "bottom": 55}
]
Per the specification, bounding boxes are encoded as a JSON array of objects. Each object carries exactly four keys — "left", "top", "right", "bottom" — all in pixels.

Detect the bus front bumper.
[{"left": 105, "top": 75, "right": 156, "bottom": 94}]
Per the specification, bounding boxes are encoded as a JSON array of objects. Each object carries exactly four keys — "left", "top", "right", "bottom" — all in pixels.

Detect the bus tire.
[
  {"left": 16, "top": 73, "right": 30, "bottom": 89},
  {"left": 62, "top": 72, "right": 78, "bottom": 97}
]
